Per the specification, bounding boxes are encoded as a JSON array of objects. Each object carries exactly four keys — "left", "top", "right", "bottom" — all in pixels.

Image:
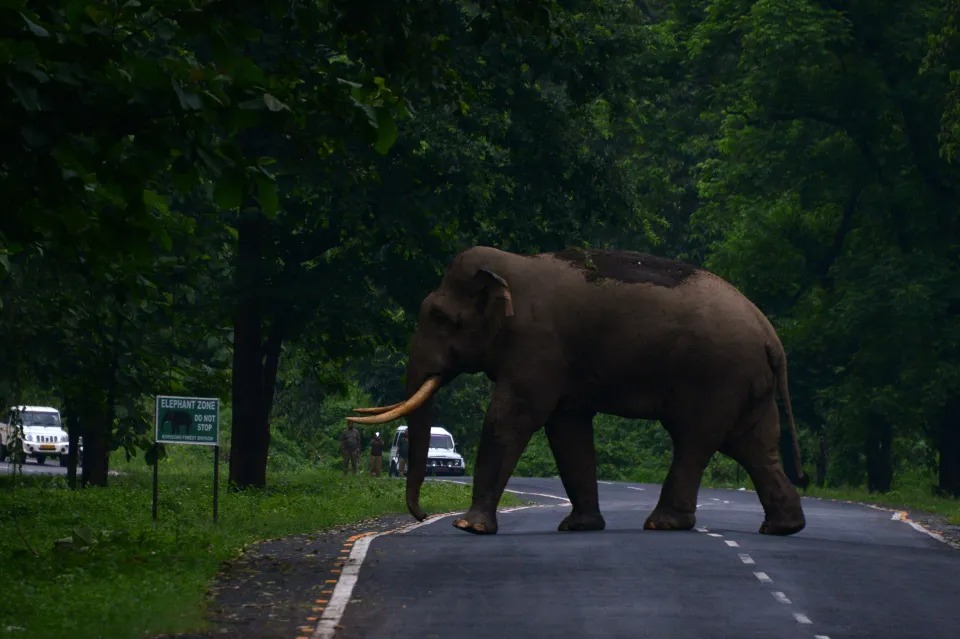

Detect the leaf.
[
  {"left": 238, "top": 98, "right": 266, "bottom": 110},
  {"left": 156, "top": 230, "right": 173, "bottom": 252},
  {"left": 263, "top": 93, "right": 289, "bottom": 112},
  {"left": 72, "top": 526, "right": 95, "bottom": 547},
  {"left": 255, "top": 174, "right": 279, "bottom": 217},
  {"left": 142, "top": 190, "right": 169, "bottom": 215},
  {"left": 172, "top": 80, "right": 203, "bottom": 111},
  {"left": 145, "top": 443, "right": 167, "bottom": 466},
  {"left": 214, "top": 171, "right": 245, "bottom": 210},
  {"left": 373, "top": 109, "right": 399, "bottom": 155},
  {"left": 21, "top": 13, "right": 50, "bottom": 37}
]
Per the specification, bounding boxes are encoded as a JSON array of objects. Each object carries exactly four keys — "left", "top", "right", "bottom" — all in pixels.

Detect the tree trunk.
[
  {"left": 229, "top": 214, "right": 271, "bottom": 489},
  {"left": 938, "top": 397, "right": 960, "bottom": 497},
  {"left": 63, "top": 397, "right": 82, "bottom": 489},
  {"left": 815, "top": 433, "right": 828, "bottom": 488},
  {"left": 79, "top": 395, "right": 110, "bottom": 487},
  {"left": 865, "top": 415, "right": 893, "bottom": 493}
]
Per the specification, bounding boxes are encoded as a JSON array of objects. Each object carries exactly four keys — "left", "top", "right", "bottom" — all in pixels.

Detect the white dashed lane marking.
[{"left": 697, "top": 525, "right": 829, "bottom": 638}]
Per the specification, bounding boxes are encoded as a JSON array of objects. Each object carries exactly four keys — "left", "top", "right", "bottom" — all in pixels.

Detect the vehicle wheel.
[
  {"left": 388, "top": 461, "right": 397, "bottom": 477},
  {"left": 59, "top": 455, "right": 68, "bottom": 467},
  {"left": 36, "top": 454, "right": 46, "bottom": 465}
]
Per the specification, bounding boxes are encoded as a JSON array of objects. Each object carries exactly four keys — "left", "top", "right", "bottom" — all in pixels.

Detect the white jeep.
[
  {"left": 0, "top": 406, "right": 73, "bottom": 466},
  {"left": 388, "top": 425, "right": 466, "bottom": 477}
]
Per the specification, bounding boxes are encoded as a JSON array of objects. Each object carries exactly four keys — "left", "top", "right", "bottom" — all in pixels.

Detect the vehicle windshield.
[
  {"left": 429, "top": 434, "right": 454, "bottom": 449},
  {"left": 19, "top": 411, "right": 61, "bottom": 427}
]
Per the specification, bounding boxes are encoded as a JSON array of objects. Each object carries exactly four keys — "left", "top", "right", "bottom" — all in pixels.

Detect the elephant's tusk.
[
  {"left": 352, "top": 401, "right": 405, "bottom": 415},
  {"left": 346, "top": 376, "right": 441, "bottom": 424}
]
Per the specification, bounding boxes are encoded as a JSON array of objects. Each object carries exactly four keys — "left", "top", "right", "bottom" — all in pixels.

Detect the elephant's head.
[{"left": 347, "top": 248, "right": 515, "bottom": 520}]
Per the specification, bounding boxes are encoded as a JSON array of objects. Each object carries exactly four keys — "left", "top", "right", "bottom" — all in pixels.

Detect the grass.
[
  {"left": 801, "top": 482, "right": 960, "bottom": 525},
  {"left": 0, "top": 447, "right": 519, "bottom": 639}
]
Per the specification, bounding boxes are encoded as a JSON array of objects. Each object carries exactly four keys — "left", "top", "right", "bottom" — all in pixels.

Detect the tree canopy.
[{"left": 2, "top": 0, "right": 958, "bottom": 497}]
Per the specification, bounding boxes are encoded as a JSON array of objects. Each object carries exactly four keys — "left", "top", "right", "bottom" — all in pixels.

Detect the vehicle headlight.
[
  {"left": 24, "top": 434, "right": 34, "bottom": 442},
  {"left": 60, "top": 435, "right": 69, "bottom": 443}
]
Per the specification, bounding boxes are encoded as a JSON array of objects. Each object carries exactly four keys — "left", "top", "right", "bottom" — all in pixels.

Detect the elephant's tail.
[{"left": 768, "top": 344, "right": 809, "bottom": 489}]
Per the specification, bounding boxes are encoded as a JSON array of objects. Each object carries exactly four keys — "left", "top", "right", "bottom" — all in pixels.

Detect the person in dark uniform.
[{"left": 369, "top": 431, "right": 384, "bottom": 477}]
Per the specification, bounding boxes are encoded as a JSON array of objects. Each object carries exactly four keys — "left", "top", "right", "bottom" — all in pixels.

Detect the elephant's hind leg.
[
  {"left": 545, "top": 410, "right": 605, "bottom": 532},
  {"left": 720, "top": 401, "right": 805, "bottom": 536}
]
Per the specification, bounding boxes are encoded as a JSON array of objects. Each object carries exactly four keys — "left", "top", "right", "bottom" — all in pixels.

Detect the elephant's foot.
[
  {"left": 558, "top": 510, "right": 606, "bottom": 532},
  {"left": 759, "top": 516, "right": 805, "bottom": 536},
  {"left": 452, "top": 509, "right": 498, "bottom": 535},
  {"left": 643, "top": 507, "right": 696, "bottom": 531}
]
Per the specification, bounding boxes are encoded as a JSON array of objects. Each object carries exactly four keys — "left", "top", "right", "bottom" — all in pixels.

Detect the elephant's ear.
[{"left": 475, "top": 268, "right": 515, "bottom": 317}]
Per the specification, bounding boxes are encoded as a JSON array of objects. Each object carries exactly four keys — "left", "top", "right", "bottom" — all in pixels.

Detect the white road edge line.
[
  {"left": 627, "top": 486, "right": 645, "bottom": 491},
  {"left": 738, "top": 553, "right": 755, "bottom": 565},
  {"left": 312, "top": 532, "right": 378, "bottom": 639},
  {"left": 793, "top": 612, "right": 812, "bottom": 624},
  {"left": 724, "top": 540, "right": 740, "bottom": 547},
  {"left": 891, "top": 510, "right": 959, "bottom": 549},
  {"left": 707, "top": 533, "right": 723, "bottom": 538},
  {"left": 771, "top": 591, "right": 791, "bottom": 604},
  {"left": 753, "top": 571, "right": 772, "bottom": 583},
  {"left": 504, "top": 488, "right": 572, "bottom": 503},
  {"left": 814, "top": 635, "right": 832, "bottom": 639},
  {"left": 441, "top": 480, "right": 571, "bottom": 505}
]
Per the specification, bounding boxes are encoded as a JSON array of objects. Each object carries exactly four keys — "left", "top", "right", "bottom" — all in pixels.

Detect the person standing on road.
[
  {"left": 369, "top": 431, "right": 384, "bottom": 477},
  {"left": 397, "top": 430, "right": 409, "bottom": 477},
  {"left": 340, "top": 422, "right": 361, "bottom": 476}
]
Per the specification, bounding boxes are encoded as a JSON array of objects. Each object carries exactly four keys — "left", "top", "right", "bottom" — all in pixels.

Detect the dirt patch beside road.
[{"left": 158, "top": 513, "right": 413, "bottom": 639}]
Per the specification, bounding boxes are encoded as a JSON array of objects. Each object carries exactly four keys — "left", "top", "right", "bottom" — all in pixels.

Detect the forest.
[{"left": 2, "top": 0, "right": 958, "bottom": 498}]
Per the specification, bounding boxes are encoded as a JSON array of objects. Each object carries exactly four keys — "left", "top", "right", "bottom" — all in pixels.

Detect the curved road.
[{"left": 321, "top": 477, "right": 959, "bottom": 639}]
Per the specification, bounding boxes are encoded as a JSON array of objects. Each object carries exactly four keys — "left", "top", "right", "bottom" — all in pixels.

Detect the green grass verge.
[
  {"left": 801, "top": 483, "right": 960, "bottom": 525},
  {"left": 0, "top": 448, "right": 520, "bottom": 639}
]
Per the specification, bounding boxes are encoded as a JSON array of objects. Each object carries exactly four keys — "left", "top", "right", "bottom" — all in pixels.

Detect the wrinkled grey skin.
[{"left": 402, "top": 246, "right": 807, "bottom": 536}]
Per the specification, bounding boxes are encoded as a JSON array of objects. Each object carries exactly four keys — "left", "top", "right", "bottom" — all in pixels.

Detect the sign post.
[{"left": 153, "top": 396, "right": 221, "bottom": 523}]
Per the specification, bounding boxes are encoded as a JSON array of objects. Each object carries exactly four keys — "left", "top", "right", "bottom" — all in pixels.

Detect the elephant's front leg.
[
  {"left": 545, "top": 410, "right": 605, "bottom": 532},
  {"left": 453, "top": 384, "right": 553, "bottom": 535}
]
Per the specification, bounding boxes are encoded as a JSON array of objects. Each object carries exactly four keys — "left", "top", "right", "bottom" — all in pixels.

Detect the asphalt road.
[
  {"left": 328, "top": 477, "right": 960, "bottom": 639},
  {"left": 0, "top": 458, "right": 75, "bottom": 476}
]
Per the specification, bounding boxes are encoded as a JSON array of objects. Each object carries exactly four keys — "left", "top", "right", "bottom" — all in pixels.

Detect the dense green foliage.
[{"left": 2, "top": 1, "right": 958, "bottom": 499}]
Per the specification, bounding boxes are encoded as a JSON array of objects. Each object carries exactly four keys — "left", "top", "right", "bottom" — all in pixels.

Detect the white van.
[
  {"left": 388, "top": 425, "right": 466, "bottom": 477},
  {"left": 0, "top": 406, "right": 72, "bottom": 466}
]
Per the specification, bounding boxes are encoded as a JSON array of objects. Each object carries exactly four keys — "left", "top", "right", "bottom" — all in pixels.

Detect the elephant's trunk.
[{"left": 404, "top": 391, "right": 434, "bottom": 522}]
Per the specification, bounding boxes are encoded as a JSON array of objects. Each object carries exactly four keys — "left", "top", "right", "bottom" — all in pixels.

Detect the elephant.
[
  {"left": 349, "top": 246, "right": 808, "bottom": 537},
  {"left": 160, "top": 410, "right": 192, "bottom": 435}
]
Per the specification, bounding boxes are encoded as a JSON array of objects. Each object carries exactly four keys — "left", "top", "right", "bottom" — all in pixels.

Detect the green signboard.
[{"left": 155, "top": 396, "right": 219, "bottom": 446}]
